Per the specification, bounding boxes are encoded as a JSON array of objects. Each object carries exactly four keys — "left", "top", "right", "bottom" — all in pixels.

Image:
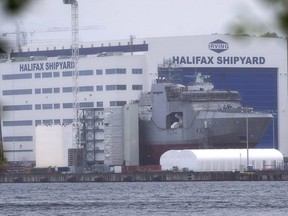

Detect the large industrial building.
[{"left": 0, "top": 34, "right": 287, "bottom": 165}]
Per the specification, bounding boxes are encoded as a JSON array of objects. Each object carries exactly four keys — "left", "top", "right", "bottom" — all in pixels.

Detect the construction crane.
[
  {"left": 28, "top": 25, "right": 104, "bottom": 44},
  {"left": 63, "top": 0, "right": 81, "bottom": 167},
  {"left": 2, "top": 22, "right": 27, "bottom": 51},
  {"left": 2, "top": 22, "right": 104, "bottom": 48}
]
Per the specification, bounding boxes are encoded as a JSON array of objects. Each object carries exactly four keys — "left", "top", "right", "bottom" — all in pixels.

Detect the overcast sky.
[{"left": 0, "top": 0, "right": 281, "bottom": 46}]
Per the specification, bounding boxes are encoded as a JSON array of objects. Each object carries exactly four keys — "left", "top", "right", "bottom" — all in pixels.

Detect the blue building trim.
[
  {"left": 158, "top": 67, "right": 278, "bottom": 149},
  {"left": 3, "top": 105, "right": 33, "bottom": 111},
  {"left": 2, "top": 73, "right": 32, "bottom": 80},
  {"left": 10, "top": 44, "right": 148, "bottom": 58},
  {"left": 3, "top": 89, "right": 32, "bottom": 96},
  {"left": 3, "top": 120, "right": 33, "bottom": 126},
  {"left": 4, "top": 150, "right": 33, "bottom": 153},
  {"left": 3, "top": 136, "right": 33, "bottom": 142}
]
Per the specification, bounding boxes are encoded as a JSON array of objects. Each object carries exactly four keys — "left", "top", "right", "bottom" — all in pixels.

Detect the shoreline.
[{"left": 1, "top": 170, "right": 287, "bottom": 183}]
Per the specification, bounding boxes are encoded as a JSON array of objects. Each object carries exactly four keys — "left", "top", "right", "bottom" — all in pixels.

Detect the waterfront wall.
[{"left": 1, "top": 171, "right": 288, "bottom": 183}]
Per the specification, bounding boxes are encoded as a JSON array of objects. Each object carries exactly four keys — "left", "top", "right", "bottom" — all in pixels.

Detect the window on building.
[
  {"left": 3, "top": 89, "right": 32, "bottom": 95},
  {"left": 106, "top": 69, "right": 115, "bottom": 74},
  {"left": 63, "top": 87, "right": 72, "bottom": 93},
  {"left": 79, "top": 86, "right": 94, "bottom": 92},
  {"left": 42, "top": 72, "right": 53, "bottom": 78},
  {"left": 96, "top": 85, "right": 103, "bottom": 91},
  {"left": 110, "top": 101, "right": 117, "bottom": 106},
  {"left": 106, "top": 85, "right": 116, "bottom": 91},
  {"left": 132, "top": 85, "right": 143, "bottom": 90},
  {"left": 43, "top": 119, "right": 53, "bottom": 125},
  {"left": 3, "top": 120, "right": 33, "bottom": 126},
  {"left": 35, "top": 89, "right": 41, "bottom": 94},
  {"left": 63, "top": 119, "right": 73, "bottom": 124},
  {"left": 106, "top": 85, "right": 126, "bottom": 91},
  {"left": 42, "top": 104, "right": 53, "bottom": 109},
  {"left": 35, "top": 120, "right": 41, "bottom": 126},
  {"left": 117, "top": 101, "right": 126, "bottom": 106},
  {"left": 35, "top": 73, "right": 41, "bottom": 78},
  {"left": 96, "top": 69, "right": 103, "bottom": 75},
  {"left": 105, "top": 68, "right": 126, "bottom": 75},
  {"left": 53, "top": 72, "right": 60, "bottom": 77},
  {"left": 3, "top": 136, "right": 33, "bottom": 142},
  {"left": 80, "top": 70, "right": 93, "bottom": 76},
  {"left": 3, "top": 105, "right": 32, "bottom": 111},
  {"left": 116, "top": 68, "right": 126, "bottom": 74},
  {"left": 54, "top": 119, "right": 61, "bottom": 124},
  {"left": 63, "top": 103, "right": 73, "bottom": 108},
  {"left": 3, "top": 73, "right": 32, "bottom": 80},
  {"left": 62, "top": 71, "right": 73, "bottom": 77},
  {"left": 80, "top": 102, "right": 94, "bottom": 108},
  {"left": 132, "top": 68, "right": 143, "bottom": 74},
  {"left": 35, "top": 104, "right": 41, "bottom": 110},
  {"left": 54, "top": 88, "right": 60, "bottom": 93},
  {"left": 54, "top": 103, "right": 60, "bottom": 109},
  {"left": 110, "top": 101, "right": 126, "bottom": 107},
  {"left": 96, "top": 101, "right": 103, "bottom": 107},
  {"left": 42, "top": 88, "right": 53, "bottom": 94},
  {"left": 117, "top": 85, "right": 126, "bottom": 90}
]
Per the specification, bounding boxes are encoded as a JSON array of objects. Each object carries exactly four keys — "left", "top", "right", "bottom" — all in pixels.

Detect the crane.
[
  {"left": 63, "top": 0, "right": 81, "bottom": 167},
  {"left": 2, "top": 22, "right": 104, "bottom": 48},
  {"left": 2, "top": 22, "right": 27, "bottom": 51}
]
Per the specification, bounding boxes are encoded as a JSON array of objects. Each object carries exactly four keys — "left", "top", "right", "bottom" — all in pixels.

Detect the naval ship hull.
[{"left": 140, "top": 111, "right": 272, "bottom": 165}]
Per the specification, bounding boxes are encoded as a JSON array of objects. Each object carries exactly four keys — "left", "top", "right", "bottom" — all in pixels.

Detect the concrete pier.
[{"left": 1, "top": 171, "right": 288, "bottom": 183}]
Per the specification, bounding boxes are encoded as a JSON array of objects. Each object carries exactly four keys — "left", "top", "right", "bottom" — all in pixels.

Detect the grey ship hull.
[{"left": 140, "top": 110, "right": 272, "bottom": 165}]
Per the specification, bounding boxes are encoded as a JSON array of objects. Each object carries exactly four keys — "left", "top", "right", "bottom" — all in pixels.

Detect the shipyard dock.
[{"left": 1, "top": 171, "right": 288, "bottom": 183}]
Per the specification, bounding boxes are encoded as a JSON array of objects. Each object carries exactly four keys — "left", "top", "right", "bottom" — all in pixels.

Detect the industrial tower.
[{"left": 63, "top": 0, "right": 82, "bottom": 167}]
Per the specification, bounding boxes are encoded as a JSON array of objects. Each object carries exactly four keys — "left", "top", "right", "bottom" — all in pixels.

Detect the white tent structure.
[{"left": 160, "top": 149, "right": 284, "bottom": 172}]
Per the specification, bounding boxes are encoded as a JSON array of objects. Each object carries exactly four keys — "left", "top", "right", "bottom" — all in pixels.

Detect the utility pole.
[
  {"left": 246, "top": 110, "right": 249, "bottom": 168},
  {"left": 63, "top": 0, "right": 81, "bottom": 167},
  {"left": 130, "top": 35, "right": 135, "bottom": 55}
]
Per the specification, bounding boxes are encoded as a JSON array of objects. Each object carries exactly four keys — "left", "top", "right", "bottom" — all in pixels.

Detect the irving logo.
[{"left": 208, "top": 39, "right": 229, "bottom": 53}]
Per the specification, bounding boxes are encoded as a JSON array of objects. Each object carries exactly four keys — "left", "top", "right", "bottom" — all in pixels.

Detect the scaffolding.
[{"left": 79, "top": 108, "right": 105, "bottom": 166}]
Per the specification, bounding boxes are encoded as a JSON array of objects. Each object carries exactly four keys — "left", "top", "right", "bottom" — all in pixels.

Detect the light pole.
[
  {"left": 246, "top": 107, "right": 250, "bottom": 169},
  {"left": 13, "top": 142, "right": 15, "bottom": 162},
  {"left": 272, "top": 111, "right": 276, "bottom": 149}
]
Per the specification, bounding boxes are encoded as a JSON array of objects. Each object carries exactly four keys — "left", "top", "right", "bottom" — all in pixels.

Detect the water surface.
[{"left": 0, "top": 181, "right": 287, "bottom": 216}]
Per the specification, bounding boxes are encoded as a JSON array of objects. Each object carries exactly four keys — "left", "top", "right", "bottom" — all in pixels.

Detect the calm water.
[{"left": 0, "top": 181, "right": 287, "bottom": 216}]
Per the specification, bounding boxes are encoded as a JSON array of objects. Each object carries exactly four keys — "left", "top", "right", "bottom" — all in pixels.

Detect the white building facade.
[{"left": 0, "top": 35, "right": 287, "bottom": 163}]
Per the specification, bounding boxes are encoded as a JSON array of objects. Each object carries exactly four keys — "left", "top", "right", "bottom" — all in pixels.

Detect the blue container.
[{"left": 247, "top": 165, "right": 253, "bottom": 171}]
